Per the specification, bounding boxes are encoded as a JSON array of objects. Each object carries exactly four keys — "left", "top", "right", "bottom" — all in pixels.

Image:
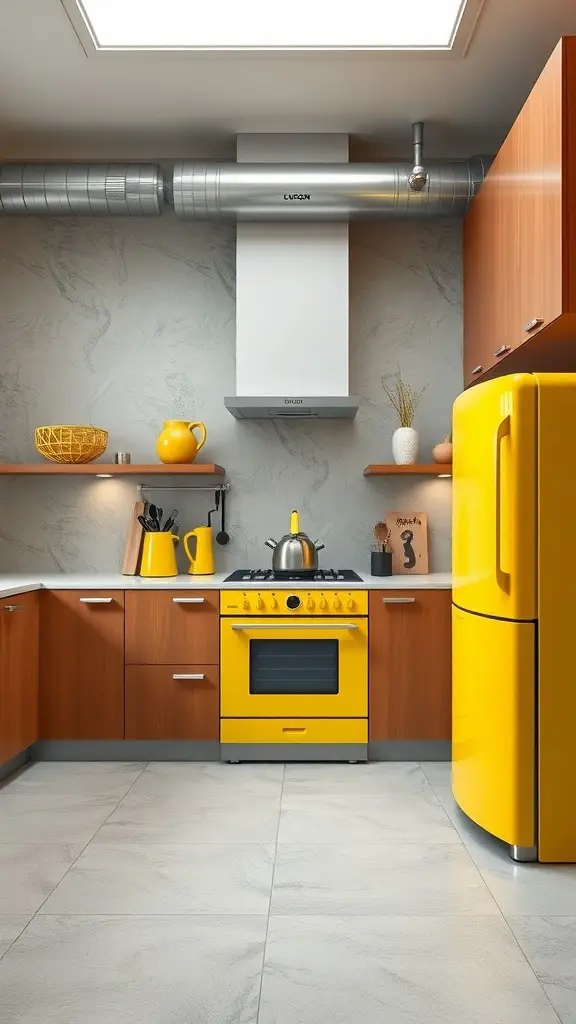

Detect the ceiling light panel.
[{"left": 70, "top": 0, "right": 477, "bottom": 50}]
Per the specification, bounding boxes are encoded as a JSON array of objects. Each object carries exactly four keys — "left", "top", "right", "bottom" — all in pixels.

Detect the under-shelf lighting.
[
  {"left": 437, "top": 473, "right": 452, "bottom": 478},
  {"left": 68, "top": 0, "right": 479, "bottom": 50},
  {"left": 96, "top": 473, "right": 114, "bottom": 478}
]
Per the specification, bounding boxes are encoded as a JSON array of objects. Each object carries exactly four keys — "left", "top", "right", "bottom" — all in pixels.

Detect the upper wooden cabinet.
[
  {"left": 40, "top": 591, "right": 125, "bottom": 739},
  {"left": 0, "top": 592, "right": 39, "bottom": 764},
  {"left": 464, "top": 38, "right": 576, "bottom": 386},
  {"left": 125, "top": 590, "right": 219, "bottom": 665},
  {"left": 369, "top": 590, "right": 452, "bottom": 742}
]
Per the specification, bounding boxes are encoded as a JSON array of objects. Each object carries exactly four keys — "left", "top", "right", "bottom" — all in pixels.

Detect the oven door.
[{"left": 221, "top": 617, "right": 368, "bottom": 718}]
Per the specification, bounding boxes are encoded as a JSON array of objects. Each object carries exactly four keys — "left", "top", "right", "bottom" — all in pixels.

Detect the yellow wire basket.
[{"left": 34, "top": 425, "right": 109, "bottom": 464}]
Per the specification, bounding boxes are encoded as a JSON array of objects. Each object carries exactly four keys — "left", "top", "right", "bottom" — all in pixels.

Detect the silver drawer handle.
[
  {"left": 172, "top": 597, "right": 205, "bottom": 604},
  {"left": 172, "top": 673, "right": 205, "bottom": 680},
  {"left": 80, "top": 597, "right": 113, "bottom": 604},
  {"left": 523, "top": 318, "right": 544, "bottom": 332},
  {"left": 494, "top": 345, "right": 511, "bottom": 357},
  {"left": 3, "top": 604, "right": 24, "bottom": 612},
  {"left": 471, "top": 365, "right": 483, "bottom": 375},
  {"left": 382, "top": 597, "right": 416, "bottom": 604},
  {"left": 231, "top": 623, "right": 358, "bottom": 631}
]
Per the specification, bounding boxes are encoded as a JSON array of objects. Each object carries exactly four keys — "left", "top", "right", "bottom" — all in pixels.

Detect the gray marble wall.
[{"left": 0, "top": 214, "right": 461, "bottom": 573}]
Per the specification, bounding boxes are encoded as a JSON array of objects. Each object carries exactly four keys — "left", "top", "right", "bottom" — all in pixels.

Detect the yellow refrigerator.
[{"left": 452, "top": 372, "right": 576, "bottom": 863}]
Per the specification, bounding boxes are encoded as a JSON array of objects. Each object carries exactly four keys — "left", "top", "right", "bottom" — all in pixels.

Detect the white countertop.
[{"left": 0, "top": 572, "right": 452, "bottom": 599}]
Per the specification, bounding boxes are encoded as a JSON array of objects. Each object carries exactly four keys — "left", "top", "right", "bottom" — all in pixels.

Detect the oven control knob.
[
  {"left": 286, "top": 595, "right": 301, "bottom": 610},
  {"left": 346, "top": 598, "right": 355, "bottom": 610},
  {"left": 270, "top": 596, "right": 278, "bottom": 609},
  {"left": 256, "top": 596, "right": 264, "bottom": 610},
  {"left": 306, "top": 597, "right": 315, "bottom": 610},
  {"left": 242, "top": 598, "right": 250, "bottom": 610},
  {"left": 319, "top": 597, "right": 327, "bottom": 610},
  {"left": 333, "top": 597, "right": 342, "bottom": 610}
]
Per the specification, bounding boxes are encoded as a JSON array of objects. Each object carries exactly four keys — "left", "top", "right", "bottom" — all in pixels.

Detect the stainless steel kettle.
[{"left": 265, "top": 510, "right": 324, "bottom": 571}]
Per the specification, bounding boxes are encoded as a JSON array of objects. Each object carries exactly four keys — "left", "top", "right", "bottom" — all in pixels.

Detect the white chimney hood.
[{"left": 225, "top": 134, "right": 359, "bottom": 420}]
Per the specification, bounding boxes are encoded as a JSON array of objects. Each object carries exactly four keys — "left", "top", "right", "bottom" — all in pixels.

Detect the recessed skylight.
[{"left": 67, "top": 0, "right": 480, "bottom": 51}]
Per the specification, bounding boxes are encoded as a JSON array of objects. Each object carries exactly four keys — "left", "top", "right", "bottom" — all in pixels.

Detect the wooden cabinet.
[
  {"left": 369, "top": 590, "right": 452, "bottom": 741},
  {"left": 40, "top": 591, "right": 125, "bottom": 739},
  {"left": 125, "top": 591, "right": 219, "bottom": 665},
  {"left": 464, "top": 37, "right": 576, "bottom": 386},
  {"left": 0, "top": 592, "right": 39, "bottom": 764},
  {"left": 125, "top": 665, "right": 219, "bottom": 740}
]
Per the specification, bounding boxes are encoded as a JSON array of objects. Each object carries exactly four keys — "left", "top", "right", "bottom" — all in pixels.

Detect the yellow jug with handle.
[
  {"left": 140, "top": 532, "right": 179, "bottom": 577},
  {"left": 183, "top": 526, "right": 215, "bottom": 576},
  {"left": 156, "top": 420, "right": 207, "bottom": 465}
]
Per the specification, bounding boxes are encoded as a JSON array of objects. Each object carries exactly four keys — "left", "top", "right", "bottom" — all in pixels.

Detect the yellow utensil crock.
[{"left": 140, "top": 532, "right": 179, "bottom": 578}]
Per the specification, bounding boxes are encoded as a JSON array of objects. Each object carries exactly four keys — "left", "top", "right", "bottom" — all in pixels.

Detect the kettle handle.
[
  {"left": 183, "top": 528, "right": 198, "bottom": 567},
  {"left": 290, "top": 510, "right": 299, "bottom": 534},
  {"left": 187, "top": 422, "right": 206, "bottom": 452}
]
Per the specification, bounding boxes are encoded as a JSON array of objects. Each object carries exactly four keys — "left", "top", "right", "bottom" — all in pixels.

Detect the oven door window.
[{"left": 249, "top": 639, "right": 339, "bottom": 695}]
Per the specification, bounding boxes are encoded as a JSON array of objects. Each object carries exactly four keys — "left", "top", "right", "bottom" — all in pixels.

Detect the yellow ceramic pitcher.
[
  {"left": 183, "top": 526, "right": 215, "bottom": 576},
  {"left": 156, "top": 420, "right": 207, "bottom": 465},
  {"left": 140, "top": 532, "right": 179, "bottom": 577}
]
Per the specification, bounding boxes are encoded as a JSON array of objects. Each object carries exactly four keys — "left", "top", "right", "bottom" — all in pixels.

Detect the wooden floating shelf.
[
  {"left": 0, "top": 463, "right": 226, "bottom": 476},
  {"left": 364, "top": 464, "right": 452, "bottom": 476}
]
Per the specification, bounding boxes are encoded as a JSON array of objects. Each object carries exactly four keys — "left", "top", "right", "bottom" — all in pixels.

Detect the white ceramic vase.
[{"left": 392, "top": 426, "right": 419, "bottom": 465}]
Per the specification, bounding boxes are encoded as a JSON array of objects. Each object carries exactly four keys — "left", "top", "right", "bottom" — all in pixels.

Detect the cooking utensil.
[
  {"left": 374, "top": 521, "right": 390, "bottom": 552},
  {"left": 207, "top": 506, "right": 218, "bottom": 527},
  {"left": 265, "top": 509, "right": 324, "bottom": 571},
  {"left": 122, "top": 501, "right": 146, "bottom": 575},
  {"left": 216, "top": 488, "right": 229, "bottom": 546},
  {"left": 149, "top": 504, "right": 161, "bottom": 531},
  {"left": 138, "top": 515, "right": 151, "bottom": 532},
  {"left": 162, "top": 509, "right": 179, "bottom": 533}
]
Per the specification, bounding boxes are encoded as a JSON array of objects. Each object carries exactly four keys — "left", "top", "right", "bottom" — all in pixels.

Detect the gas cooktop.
[{"left": 224, "top": 569, "right": 363, "bottom": 583}]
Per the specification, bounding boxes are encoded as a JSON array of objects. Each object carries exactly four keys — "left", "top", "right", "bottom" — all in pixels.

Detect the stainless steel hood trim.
[{"left": 224, "top": 396, "right": 360, "bottom": 419}]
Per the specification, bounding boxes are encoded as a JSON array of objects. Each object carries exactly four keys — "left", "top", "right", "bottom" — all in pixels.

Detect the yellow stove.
[{"left": 220, "top": 588, "right": 368, "bottom": 762}]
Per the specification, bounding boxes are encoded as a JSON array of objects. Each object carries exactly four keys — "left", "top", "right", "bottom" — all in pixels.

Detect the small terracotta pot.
[{"left": 432, "top": 436, "right": 453, "bottom": 464}]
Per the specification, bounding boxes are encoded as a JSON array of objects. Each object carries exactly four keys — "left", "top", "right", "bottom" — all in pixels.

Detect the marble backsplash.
[{"left": 0, "top": 214, "right": 460, "bottom": 573}]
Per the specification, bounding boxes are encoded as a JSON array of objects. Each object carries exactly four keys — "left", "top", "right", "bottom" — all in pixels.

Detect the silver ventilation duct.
[
  {"left": 172, "top": 157, "right": 489, "bottom": 222},
  {"left": 0, "top": 164, "right": 163, "bottom": 216}
]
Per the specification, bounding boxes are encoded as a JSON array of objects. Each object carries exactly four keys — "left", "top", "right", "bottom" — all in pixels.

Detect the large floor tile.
[
  {"left": 139, "top": 762, "right": 284, "bottom": 797},
  {"left": 472, "top": 842, "right": 576, "bottom": 916},
  {"left": 0, "top": 917, "right": 32, "bottom": 959},
  {"left": 0, "top": 794, "right": 120, "bottom": 844},
  {"left": 0, "top": 914, "right": 266, "bottom": 1023},
  {"left": 283, "top": 762, "right": 429, "bottom": 796},
  {"left": 1, "top": 762, "right": 146, "bottom": 798},
  {"left": 271, "top": 842, "right": 498, "bottom": 915},
  {"left": 278, "top": 793, "right": 460, "bottom": 844},
  {"left": 100, "top": 790, "right": 281, "bottom": 843},
  {"left": 0, "top": 843, "right": 85, "bottom": 913},
  {"left": 258, "top": 915, "right": 559, "bottom": 1024},
  {"left": 43, "top": 842, "right": 274, "bottom": 914},
  {"left": 508, "top": 916, "right": 576, "bottom": 1024}
]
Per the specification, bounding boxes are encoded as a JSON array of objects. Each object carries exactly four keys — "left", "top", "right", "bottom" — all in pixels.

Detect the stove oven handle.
[{"left": 230, "top": 623, "right": 359, "bottom": 630}]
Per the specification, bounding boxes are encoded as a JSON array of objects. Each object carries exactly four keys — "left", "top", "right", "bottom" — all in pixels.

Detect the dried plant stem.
[{"left": 382, "top": 372, "right": 427, "bottom": 428}]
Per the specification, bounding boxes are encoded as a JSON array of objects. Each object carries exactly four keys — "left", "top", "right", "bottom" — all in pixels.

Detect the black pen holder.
[{"left": 371, "top": 550, "right": 393, "bottom": 577}]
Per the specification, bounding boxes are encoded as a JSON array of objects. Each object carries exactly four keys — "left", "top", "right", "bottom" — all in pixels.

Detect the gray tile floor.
[{"left": 0, "top": 760, "right": 574, "bottom": 1022}]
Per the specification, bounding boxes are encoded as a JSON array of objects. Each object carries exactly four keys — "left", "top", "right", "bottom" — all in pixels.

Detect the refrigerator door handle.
[{"left": 496, "top": 415, "right": 511, "bottom": 593}]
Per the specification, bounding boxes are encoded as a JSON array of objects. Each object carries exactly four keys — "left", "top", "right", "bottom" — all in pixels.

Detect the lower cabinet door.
[
  {"left": 125, "top": 666, "right": 220, "bottom": 740},
  {"left": 0, "top": 591, "right": 39, "bottom": 764}
]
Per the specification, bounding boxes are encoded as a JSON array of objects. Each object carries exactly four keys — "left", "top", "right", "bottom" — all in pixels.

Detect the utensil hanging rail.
[{"left": 137, "top": 483, "right": 230, "bottom": 496}]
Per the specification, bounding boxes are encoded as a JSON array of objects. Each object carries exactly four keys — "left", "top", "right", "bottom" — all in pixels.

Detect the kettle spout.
[
  {"left": 314, "top": 540, "right": 325, "bottom": 553},
  {"left": 264, "top": 538, "right": 277, "bottom": 549}
]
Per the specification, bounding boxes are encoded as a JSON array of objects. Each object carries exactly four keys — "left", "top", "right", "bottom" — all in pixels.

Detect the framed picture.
[{"left": 385, "top": 511, "right": 429, "bottom": 574}]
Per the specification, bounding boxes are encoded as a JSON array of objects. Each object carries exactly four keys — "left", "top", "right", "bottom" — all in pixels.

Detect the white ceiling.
[{"left": 0, "top": 0, "right": 575, "bottom": 158}]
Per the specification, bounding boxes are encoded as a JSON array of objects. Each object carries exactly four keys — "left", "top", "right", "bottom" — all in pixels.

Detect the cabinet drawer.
[
  {"left": 221, "top": 718, "right": 367, "bottom": 744},
  {"left": 125, "top": 665, "right": 219, "bottom": 740},
  {"left": 125, "top": 591, "right": 219, "bottom": 665}
]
